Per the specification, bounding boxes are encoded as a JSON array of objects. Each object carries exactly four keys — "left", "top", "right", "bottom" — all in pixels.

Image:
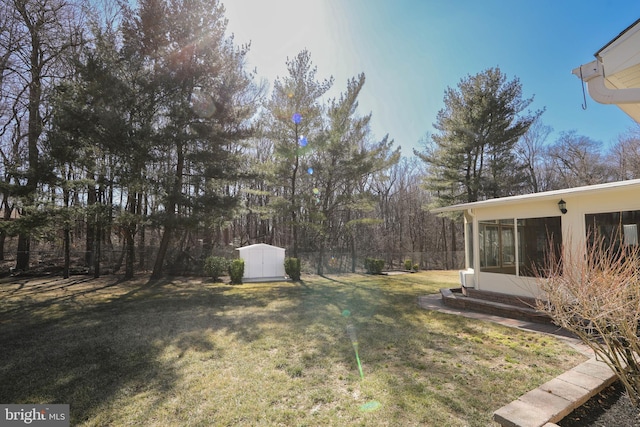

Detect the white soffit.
[
  {"left": 599, "top": 20, "right": 640, "bottom": 121},
  {"left": 597, "top": 19, "right": 640, "bottom": 76},
  {"left": 616, "top": 103, "right": 640, "bottom": 123}
]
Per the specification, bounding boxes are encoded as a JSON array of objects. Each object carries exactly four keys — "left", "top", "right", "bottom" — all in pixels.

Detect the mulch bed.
[{"left": 558, "top": 381, "right": 640, "bottom": 426}]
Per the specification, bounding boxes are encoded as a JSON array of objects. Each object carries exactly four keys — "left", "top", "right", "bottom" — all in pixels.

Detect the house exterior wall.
[{"left": 465, "top": 184, "right": 640, "bottom": 299}]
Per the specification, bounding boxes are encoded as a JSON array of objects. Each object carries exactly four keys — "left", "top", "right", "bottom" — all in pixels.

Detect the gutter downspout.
[{"left": 573, "top": 59, "right": 640, "bottom": 104}]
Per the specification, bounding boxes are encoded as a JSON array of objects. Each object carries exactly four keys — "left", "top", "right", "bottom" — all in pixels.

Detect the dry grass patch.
[{"left": 0, "top": 271, "right": 585, "bottom": 426}]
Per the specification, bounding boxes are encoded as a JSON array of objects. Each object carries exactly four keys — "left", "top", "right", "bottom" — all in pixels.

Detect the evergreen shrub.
[
  {"left": 365, "top": 258, "right": 385, "bottom": 275},
  {"left": 285, "top": 257, "right": 301, "bottom": 281},
  {"left": 204, "top": 256, "right": 229, "bottom": 281},
  {"left": 229, "top": 259, "right": 244, "bottom": 284}
]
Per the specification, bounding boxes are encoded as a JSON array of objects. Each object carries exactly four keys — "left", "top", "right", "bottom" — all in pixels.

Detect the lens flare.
[
  {"left": 346, "top": 324, "right": 358, "bottom": 343},
  {"left": 307, "top": 167, "right": 314, "bottom": 175},
  {"left": 190, "top": 90, "right": 216, "bottom": 118},
  {"left": 312, "top": 188, "right": 320, "bottom": 195},
  {"left": 359, "top": 401, "right": 381, "bottom": 412},
  {"left": 299, "top": 136, "right": 308, "bottom": 147},
  {"left": 346, "top": 323, "right": 364, "bottom": 379},
  {"left": 292, "top": 113, "right": 302, "bottom": 124}
]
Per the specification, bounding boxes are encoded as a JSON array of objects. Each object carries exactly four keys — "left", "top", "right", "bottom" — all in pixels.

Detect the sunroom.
[{"left": 432, "top": 179, "right": 640, "bottom": 299}]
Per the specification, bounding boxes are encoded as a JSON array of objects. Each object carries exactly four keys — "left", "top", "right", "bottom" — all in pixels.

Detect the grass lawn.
[{"left": 0, "top": 271, "right": 586, "bottom": 426}]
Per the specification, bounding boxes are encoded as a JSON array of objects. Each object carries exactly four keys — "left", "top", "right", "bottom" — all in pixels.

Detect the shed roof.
[
  {"left": 236, "top": 243, "right": 285, "bottom": 252},
  {"left": 431, "top": 178, "right": 640, "bottom": 213}
]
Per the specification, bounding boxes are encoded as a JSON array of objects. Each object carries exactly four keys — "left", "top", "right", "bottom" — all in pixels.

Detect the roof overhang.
[
  {"left": 430, "top": 178, "right": 640, "bottom": 214},
  {"left": 572, "top": 18, "right": 640, "bottom": 122}
]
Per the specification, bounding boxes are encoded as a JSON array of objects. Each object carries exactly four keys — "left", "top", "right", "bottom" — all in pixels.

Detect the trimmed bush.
[
  {"left": 404, "top": 259, "right": 413, "bottom": 270},
  {"left": 284, "top": 257, "right": 301, "bottom": 281},
  {"left": 413, "top": 263, "right": 419, "bottom": 271},
  {"left": 203, "top": 256, "right": 229, "bottom": 281},
  {"left": 229, "top": 259, "right": 244, "bottom": 284},
  {"left": 364, "top": 258, "right": 385, "bottom": 275}
]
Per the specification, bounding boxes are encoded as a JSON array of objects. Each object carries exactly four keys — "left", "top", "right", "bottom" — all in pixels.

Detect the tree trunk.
[
  {"left": 15, "top": 19, "right": 45, "bottom": 273},
  {"left": 125, "top": 229, "right": 135, "bottom": 279},
  {"left": 0, "top": 196, "right": 12, "bottom": 261},
  {"left": 138, "top": 194, "right": 146, "bottom": 269},
  {"left": 291, "top": 167, "right": 299, "bottom": 258},
  {"left": 317, "top": 246, "right": 324, "bottom": 275},
  {"left": 291, "top": 124, "right": 300, "bottom": 258},
  {"left": 93, "top": 218, "right": 101, "bottom": 278},
  {"left": 349, "top": 211, "right": 357, "bottom": 273},
  {"left": 441, "top": 216, "right": 449, "bottom": 270},
  {"left": 0, "top": 232, "right": 6, "bottom": 262},
  {"left": 63, "top": 186, "right": 70, "bottom": 279},
  {"left": 63, "top": 226, "right": 70, "bottom": 279},
  {"left": 85, "top": 182, "right": 96, "bottom": 267},
  {"left": 15, "top": 232, "right": 30, "bottom": 271},
  {"left": 124, "top": 192, "right": 137, "bottom": 279},
  {"left": 152, "top": 226, "right": 173, "bottom": 279},
  {"left": 152, "top": 141, "right": 184, "bottom": 279}
]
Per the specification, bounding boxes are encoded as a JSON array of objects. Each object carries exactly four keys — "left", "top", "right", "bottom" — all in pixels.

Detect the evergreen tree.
[
  {"left": 263, "top": 50, "right": 332, "bottom": 257},
  {"left": 417, "top": 67, "right": 540, "bottom": 205},
  {"left": 123, "top": 0, "right": 259, "bottom": 278},
  {"left": 47, "top": 23, "right": 126, "bottom": 277},
  {"left": 310, "top": 73, "right": 399, "bottom": 273}
]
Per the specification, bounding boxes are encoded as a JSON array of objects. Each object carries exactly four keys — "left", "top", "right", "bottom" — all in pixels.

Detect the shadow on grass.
[
  {"left": 0, "top": 275, "right": 253, "bottom": 424},
  {"left": 0, "top": 272, "right": 576, "bottom": 426}
]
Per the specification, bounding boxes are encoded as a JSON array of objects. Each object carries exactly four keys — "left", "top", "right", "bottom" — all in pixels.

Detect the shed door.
[
  {"left": 262, "top": 249, "right": 279, "bottom": 277},
  {"left": 245, "top": 249, "right": 262, "bottom": 278}
]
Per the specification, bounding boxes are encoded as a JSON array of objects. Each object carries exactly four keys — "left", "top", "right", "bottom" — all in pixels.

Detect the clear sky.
[{"left": 223, "top": 0, "right": 640, "bottom": 157}]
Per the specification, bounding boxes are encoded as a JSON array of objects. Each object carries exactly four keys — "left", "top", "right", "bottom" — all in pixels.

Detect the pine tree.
[
  {"left": 417, "top": 67, "right": 540, "bottom": 205},
  {"left": 263, "top": 50, "right": 332, "bottom": 257},
  {"left": 310, "top": 73, "right": 399, "bottom": 273},
  {"left": 136, "top": 0, "right": 259, "bottom": 278}
]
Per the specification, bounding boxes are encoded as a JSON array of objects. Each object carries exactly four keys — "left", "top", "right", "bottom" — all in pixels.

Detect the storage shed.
[{"left": 236, "top": 243, "right": 286, "bottom": 282}]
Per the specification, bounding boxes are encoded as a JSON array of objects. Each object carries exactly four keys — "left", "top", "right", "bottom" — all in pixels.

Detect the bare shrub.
[{"left": 536, "top": 234, "right": 640, "bottom": 406}]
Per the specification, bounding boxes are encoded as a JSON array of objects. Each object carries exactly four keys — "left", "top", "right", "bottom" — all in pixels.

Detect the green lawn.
[{"left": 0, "top": 271, "right": 586, "bottom": 426}]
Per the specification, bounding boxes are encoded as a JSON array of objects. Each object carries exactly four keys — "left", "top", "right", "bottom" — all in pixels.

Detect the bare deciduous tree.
[
  {"left": 608, "top": 125, "right": 640, "bottom": 181},
  {"left": 0, "top": 0, "right": 84, "bottom": 270},
  {"left": 515, "top": 118, "right": 552, "bottom": 193},
  {"left": 546, "top": 131, "right": 614, "bottom": 188}
]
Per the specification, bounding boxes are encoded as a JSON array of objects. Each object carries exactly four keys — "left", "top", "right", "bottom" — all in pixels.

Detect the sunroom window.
[
  {"left": 479, "top": 216, "right": 561, "bottom": 277},
  {"left": 586, "top": 210, "right": 640, "bottom": 249},
  {"left": 479, "top": 219, "right": 515, "bottom": 274},
  {"left": 517, "top": 216, "right": 562, "bottom": 277}
]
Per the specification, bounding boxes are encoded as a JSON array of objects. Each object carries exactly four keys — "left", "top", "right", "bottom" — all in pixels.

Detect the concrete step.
[{"left": 440, "top": 288, "right": 552, "bottom": 324}]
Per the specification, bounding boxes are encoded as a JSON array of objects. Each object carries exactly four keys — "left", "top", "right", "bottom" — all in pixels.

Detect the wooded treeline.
[{"left": 0, "top": 0, "right": 638, "bottom": 277}]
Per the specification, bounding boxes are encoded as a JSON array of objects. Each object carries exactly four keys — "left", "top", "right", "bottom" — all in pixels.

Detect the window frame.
[{"left": 478, "top": 216, "right": 561, "bottom": 277}]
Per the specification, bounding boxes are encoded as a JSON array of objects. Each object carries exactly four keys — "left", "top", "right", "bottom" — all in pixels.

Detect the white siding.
[{"left": 462, "top": 182, "right": 640, "bottom": 298}]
